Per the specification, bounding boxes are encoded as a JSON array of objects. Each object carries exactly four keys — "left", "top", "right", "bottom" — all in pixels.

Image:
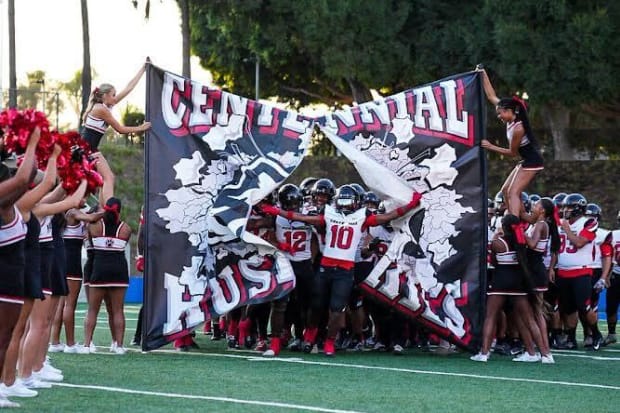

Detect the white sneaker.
[
  {"left": 393, "top": 344, "right": 404, "bottom": 355},
  {"left": 0, "top": 395, "right": 20, "bottom": 408},
  {"left": 33, "top": 369, "right": 63, "bottom": 383},
  {"left": 20, "top": 376, "right": 52, "bottom": 389},
  {"left": 42, "top": 362, "right": 62, "bottom": 376},
  {"left": 109, "top": 341, "right": 118, "bottom": 352},
  {"left": 262, "top": 349, "right": 276, "bottom": 357},
  {"left": 63, "top": 344, "right": 79, "bottom": 354},
  {"left": 75, "top": 344, "right": 91, "bottom": 354},
  {"left": 470, "top": 352, "right": 489, "bottom": 362},
  {"left": 512, "top": 352, "right": 541, "bottom": 362},
  {"left": 541, "top": 354, "right": 555, "bottom": 364},
  {"left": 113, "top": 346, "right": 127, "bottom": 355},
  {"left": 0, "top": 382, "right": 37, "bottom": 398},
  {"left": 47, "top": 343, "right": 65, "bottom": 353},
  {"left": 89, "top": 342, "right": 97, "bottom": 353}
]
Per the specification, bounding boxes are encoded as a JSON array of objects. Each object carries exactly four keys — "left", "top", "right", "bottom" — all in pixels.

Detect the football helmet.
[
  {"left": 584, "top": 203, "right": 602, "bottom": 220},
  {"left": 278, "top": 184, "right": 303, "bottom": 212},
  {"left": 334, "top": 185, "right": 360, "bottom": 214},
  {"left": 362, "top": 192, "right": 381, "bottom": 211},
  {"left": 300, "top": 177, "right": 318, "bottom": 199},
  {"left": 311, "top": 178, "right": 336, "bottom": 205},
  {"left": 562, "top": 193, "right": 587, "bottom": 219}
]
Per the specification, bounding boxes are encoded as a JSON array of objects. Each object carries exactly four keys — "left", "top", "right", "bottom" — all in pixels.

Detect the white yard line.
[
  {"left": 51, "top": 382, "right": 366, "bottom": 413},
  {"left": 127, "top": 348, "right": 620, "bottom": 391}
]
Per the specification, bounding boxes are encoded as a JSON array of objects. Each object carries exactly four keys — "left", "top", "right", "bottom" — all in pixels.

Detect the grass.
[{"left": 13, "top": 304, "right": 620, "bottom": 413}]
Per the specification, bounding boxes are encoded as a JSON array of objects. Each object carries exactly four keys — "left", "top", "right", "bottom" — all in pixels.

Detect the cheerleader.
[
  {"left": 1, "top": 144, "right": 59, "bottom": 397},
  {"left": 81, "top": 63, "right": 151, "bottom": 152},
  {"left": 82, "top": 196, "right": 131, "bottom": 355},
  {"left": 478, "top": 68, "right": 543, "bottom": 223},
  {"left": 18, "top": 181, "right": 88, "bottom": 386},
  {"left": 471, "top": 214, "right": 553, "bottom": 363},
  {"left": 0, "top": 128, "right": 40, "bottom": 407},
  {"left": 50, "top": 206, "right": 103, "bottom": 353}
]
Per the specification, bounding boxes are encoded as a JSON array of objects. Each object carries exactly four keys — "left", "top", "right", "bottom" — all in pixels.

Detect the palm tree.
[
  {"left": 134, "top": 0, "right": 191, "bottom": 77},
  {"left": 8, "top": 0, "right": 16, "bottom": 108},
  {"left": 80, "top": 0, "right": 92, "bottom": 124}
]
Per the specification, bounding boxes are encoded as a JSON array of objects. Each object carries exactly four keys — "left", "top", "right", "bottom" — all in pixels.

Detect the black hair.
[
  {"left": 497, "top": 97, "right": 539, "bottom": 148},
  {"left": 103, "top": 197, "right": 122, "bottom": 236},
  {"left": 540, "top": 198, "right": 560, "bottom": 254}
]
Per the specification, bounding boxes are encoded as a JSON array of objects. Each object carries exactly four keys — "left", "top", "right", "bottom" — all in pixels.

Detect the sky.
[{"left": 0, "top": 0, "right": 212, "bottom": 125}]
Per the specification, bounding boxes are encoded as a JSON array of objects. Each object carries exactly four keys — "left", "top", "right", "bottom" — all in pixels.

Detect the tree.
[
  {"left": 133, "top": 0, "right": 192, "bottom": 77},
  {"left": 475, "top": 1, "right": 620, "bottom": 160},
  {"left": 80, "top": 0, "right": 92, "bottom": 124},
  {"left": 120, "top": 104, "right": 146, "bottom": 144},
  {"left": 60, "top": 69, "right": 97, "bottom": 126},
  {"left": 8, "top": 0, "right": 16, "bottom": 108},
  {"left": 189, "top": 0, "right": 413, "bottom": 107}
]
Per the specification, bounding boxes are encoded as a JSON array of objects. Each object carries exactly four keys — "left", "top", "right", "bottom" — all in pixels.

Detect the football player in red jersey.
[{"left": 262, "top": 185, "right": 421, "bottom": 356}]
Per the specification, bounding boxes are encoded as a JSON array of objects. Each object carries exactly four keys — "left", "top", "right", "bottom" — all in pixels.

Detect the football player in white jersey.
[
  {"left": 581, "top": 203, "right": 613, "bottom": 347},
  {"left": 262, "top": 184, "right": 315, "bottom": 356},
  {"left": 603, "top": 210, "right": 620, "bottom": 346},
  {"left": 261, "top": 185, "right": 421, "bottom": 356},
  {"left": 556, "top": 194, "right": 603, "bottom": 350}
]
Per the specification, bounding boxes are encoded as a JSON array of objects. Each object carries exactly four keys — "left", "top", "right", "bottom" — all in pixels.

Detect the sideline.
[{"left": 52, "top": 382, "right": 366, "bottom": 413}]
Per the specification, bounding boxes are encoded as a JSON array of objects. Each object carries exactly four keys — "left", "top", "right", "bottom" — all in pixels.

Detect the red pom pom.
[{"left": 0, "top": 109, "right": 51, "bottom": 156}]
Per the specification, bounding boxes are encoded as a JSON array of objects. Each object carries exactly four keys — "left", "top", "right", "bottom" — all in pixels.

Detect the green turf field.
[{"left": 14, "top": 304, "right": 620, "bottom": 412}]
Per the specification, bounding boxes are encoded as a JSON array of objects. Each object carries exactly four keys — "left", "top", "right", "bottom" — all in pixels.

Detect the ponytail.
[
  {"left": 497, "top": 96, "right": 538, "bottom": 148},
  {"left": 82, "top": 83, "right": 114, "bottom": 125},
  {"left": 540, "top": 198, "right": 561, "bottom": 253}
]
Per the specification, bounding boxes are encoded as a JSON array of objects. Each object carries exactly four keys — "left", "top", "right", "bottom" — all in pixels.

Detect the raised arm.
[
  {"left": 92, "top": 153, "right": 114, "bottom": 205},
  {"left": 66, "top": 208, "right": 105, "bottom": 223},
  {"left": 0, "top": 127, "right": 40, "bottom": 207},
  {"left": 113, "top": 64, "right": 146, "bottom": 104},
  {"left": 370, "top": 192, "right": 422, "bottom": 226},
  {"left": 17, "top": 144, "right": 60, "bottom": 214},
  {"left": 33, "top": 180, "right": 88, "bottom": 218},
  {"left": 477, "top": 68, "right": 500, "bottom": 106},
  {"left": 260, "top": 203, "right": 325, "bottom": 227}
]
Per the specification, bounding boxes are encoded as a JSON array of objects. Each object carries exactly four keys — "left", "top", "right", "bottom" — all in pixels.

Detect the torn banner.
[
  {"left": 143, "top": 64, "right": 312, "bottom": 351},
  {"left": 316, "top": 71, "right": 486, "bottom": 349}
]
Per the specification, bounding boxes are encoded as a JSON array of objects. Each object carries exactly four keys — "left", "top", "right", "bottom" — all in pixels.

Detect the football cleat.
[{"left": 603, "top": 334, "right": 617, "bottom": 346}]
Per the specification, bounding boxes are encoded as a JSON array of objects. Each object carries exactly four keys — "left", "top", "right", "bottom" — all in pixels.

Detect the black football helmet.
[
  {"left": 584, "top": 203, "right": 602, "bottom": 220},
  {"left": 528, "top": 194, "right": 541, "bottom": 205},
  {"left": 350, "top": 183, "right": 366, "bottom": 199},
  {"left": 334, "top": 185, "right": 360, "bottom": 214},
  {"left": 362, "top": 192, "right": 381, "bottom": 211},
  {"left": 312, "top": 178, "right": 336, "bottom": 205},
  {"left": 278, "top": 184, "right": 303, "bottom": 212},
  {"left": 300, "top": 177, "right": 318, "bottom": 199},
  {"left": 562, "top": 193, "right": 587, "bottom": 219},
  {"left": 552, "top": 192, "right": 567, "bottom": 207}
]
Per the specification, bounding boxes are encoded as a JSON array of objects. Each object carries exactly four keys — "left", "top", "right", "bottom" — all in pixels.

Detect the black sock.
[{"left": 566, "top": 328, "right": 576, "bottom": 342}]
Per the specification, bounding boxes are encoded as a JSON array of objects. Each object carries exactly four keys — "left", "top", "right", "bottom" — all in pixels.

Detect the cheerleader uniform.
[
  {"left": 526, "top": 222, "right": 549, "bottom": 292},
  {"left": 63, "top": 221, "right": 85, "bottom": 282},
  {"left": 23, "top": 214, "right": 44, "bottom": 299},
  {"left": 90, "top": 221, "right": 129, "bottom": 288},
  {"left": 39, "top": 215, "right": 54, "bottom": 296},
  {"left": 81, "top": 108, "right": 109, "bottom": 151},
  {"left": 51, "top": 214, "right": 68, "bottom": 296},
  {"left": 0, "top": 206, "right": 27, "bottom": 304},
  {"left": 83, "top": 237, "right": 94, "bottom": 287},
  {"left": 507, "top": 120, "right": 544, "bottom": 171},
  {"left": 488, "top": 237, "right": 527, "bottom": 296}
]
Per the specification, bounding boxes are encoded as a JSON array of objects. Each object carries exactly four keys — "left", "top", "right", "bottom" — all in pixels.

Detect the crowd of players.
[
  {"left": 471, "top": 191, "right": 620, "bottom": 363},
  {"left": 3, "top": 137, "right": 620, "bottom": 407}
]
